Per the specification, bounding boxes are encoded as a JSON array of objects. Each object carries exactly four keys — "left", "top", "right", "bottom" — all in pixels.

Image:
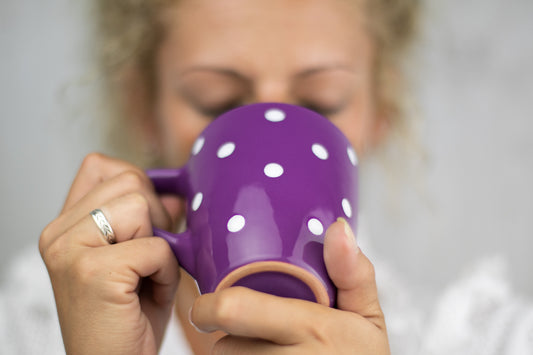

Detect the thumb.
[
  {"left": 324, "top": 218, "right": 385, "bottom": 328},
  {"left": 159, "top": 195, "right": 185, "bottom": 230}
]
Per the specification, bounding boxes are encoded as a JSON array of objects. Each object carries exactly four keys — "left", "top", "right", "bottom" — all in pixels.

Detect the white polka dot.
[
  {"left": 192, "top": 136, "right": 205, "bottom": 155},
  {"left": 264, "top": 108, "right": 286, "bottom": 122},
  {"left": 227, "top": 215, "right": 246, "bottom": 233},
  {"left": 308, "top": 218, "right": 324, "bottom": 236},
  {"left": 191, "top": 192, "right": 203, "bottom": 212},
  {"left": 347, "top": 147, "right": 358, "bottom": 166},
  {"left": 264, "top": 163, "right": 284, "bottom": 178},
  {"left": 342, "top": 198, "right": 352, "bottom": 218},
  {"left": 217, "top": 142, "right": 236, "bottom": 158},
  {"left": 312, "top": 143, "right": 329, "bottom": 160}
]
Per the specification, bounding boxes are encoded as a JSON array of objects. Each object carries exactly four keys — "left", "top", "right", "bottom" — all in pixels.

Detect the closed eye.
[
  {"left": 300, "top": 101, "right": 346, "bottom": 118},
  {"left": 193, "top": 100, "right": 244, "bottom": 118}
]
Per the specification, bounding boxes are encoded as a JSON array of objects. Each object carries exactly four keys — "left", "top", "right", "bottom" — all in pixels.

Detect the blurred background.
[{"left": 1, "top": 0, "right": 532, "bottom": 303}]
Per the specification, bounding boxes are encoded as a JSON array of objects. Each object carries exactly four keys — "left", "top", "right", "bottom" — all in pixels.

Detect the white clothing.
[{"left": 1, "top": 245, "right": 532, "bottom": 354}]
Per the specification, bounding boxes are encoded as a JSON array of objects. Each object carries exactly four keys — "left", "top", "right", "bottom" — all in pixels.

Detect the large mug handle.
[{"left": 146, "top": 168, "right": 197, "bottom": 278}]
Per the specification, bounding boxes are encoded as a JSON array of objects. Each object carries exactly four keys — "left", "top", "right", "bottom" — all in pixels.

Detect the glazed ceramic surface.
[{"left": 148, "top": 103, "right": 358, "bottom": 307}]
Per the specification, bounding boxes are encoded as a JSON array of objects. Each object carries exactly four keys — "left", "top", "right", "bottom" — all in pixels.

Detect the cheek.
[
  {"left": 157, "top": 96, "right": 210, "bottom": 166},
  {"left": 334, "top": 92, "right": 378, "bottom": 156}
]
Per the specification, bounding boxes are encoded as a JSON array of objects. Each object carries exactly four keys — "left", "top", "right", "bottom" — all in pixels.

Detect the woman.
[
  {"left": 31, "top": 0, "right": 532, "bottom": 354},
  {"left": 38, "top": 1, "right": 416, "bottom": 353}
]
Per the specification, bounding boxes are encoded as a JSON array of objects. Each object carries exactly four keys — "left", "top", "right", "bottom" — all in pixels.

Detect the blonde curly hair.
[{"left": 94, "top": 0, "right": 420, "bottom": 166}]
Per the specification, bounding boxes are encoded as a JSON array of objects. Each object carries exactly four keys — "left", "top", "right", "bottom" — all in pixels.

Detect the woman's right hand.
[{"left": 39, "top": 153, "right": 183, "bottom": 355}]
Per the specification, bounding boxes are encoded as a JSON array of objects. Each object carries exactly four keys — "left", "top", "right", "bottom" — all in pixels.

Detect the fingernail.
[
  {"left": 337, "top": 217, "right": 359, "bottom": 252},
  {"left": 188, "top": 307, "right": 208, "bottom": 334}
]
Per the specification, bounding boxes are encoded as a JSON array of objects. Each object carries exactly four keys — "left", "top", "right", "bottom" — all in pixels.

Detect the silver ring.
[{"left": 90, "top": 209, "right": 116, "bottom": 244}]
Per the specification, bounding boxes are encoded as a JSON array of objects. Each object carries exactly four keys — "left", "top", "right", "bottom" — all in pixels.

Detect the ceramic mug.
[{"left": 147, "top": 103, "right": 358, "bottom": 307}]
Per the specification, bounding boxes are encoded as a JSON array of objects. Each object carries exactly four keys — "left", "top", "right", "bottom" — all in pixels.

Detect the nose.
[{"left": 249, "top": 80, "right": 296, "bottom": 106}]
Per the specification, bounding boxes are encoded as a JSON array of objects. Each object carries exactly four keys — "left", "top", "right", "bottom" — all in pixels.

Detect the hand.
[
  {"left": 189, "top": 218, "right": 389, "bottom": 354},
  {"left": 39, "top": 153, "right": 183, "bottom": 355}
]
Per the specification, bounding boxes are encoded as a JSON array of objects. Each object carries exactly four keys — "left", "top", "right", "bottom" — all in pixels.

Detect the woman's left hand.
[{"left": 189, "top": 219, "right": 389, "bottom": 354}]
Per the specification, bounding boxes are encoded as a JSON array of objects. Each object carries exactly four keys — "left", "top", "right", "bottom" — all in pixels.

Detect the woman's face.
[{"left": 153, "top": 0, "right": 384, "bottom": 166}]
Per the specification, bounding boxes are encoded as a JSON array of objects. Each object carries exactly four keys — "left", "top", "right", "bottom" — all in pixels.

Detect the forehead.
[{"left": 160, "top": 0, "right": 371, "bottom": 73}]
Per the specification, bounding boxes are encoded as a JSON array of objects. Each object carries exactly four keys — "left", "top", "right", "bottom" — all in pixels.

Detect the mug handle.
[{"left": 146, "top": 168, "right": 196, "bottom": 278}]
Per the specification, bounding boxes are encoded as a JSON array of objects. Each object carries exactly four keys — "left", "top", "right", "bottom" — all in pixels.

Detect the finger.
[
  {"left": 81, "top": 236, "right": 180, "bottom": 302},
  {"left": 83, "top": 237, "right": 180, "bottom": 343},
  {"left": 103, "top": 237, "right": 180, "bottom": 347},
  {"left": 159, "top": 194, "right": 185, "bottom": 227},
  {"left": 117, "top": 237, "right": 180, "bottom": 308},
  {"left": 56, "top": 193, "right": 154, "bottom": 249},
  {"left": 46, "top": 235, "right": 180, "bottom": 353},
  {"left": 324, "top": 218, "right": 385, "bottom": 330},
  {"left": 58, "top": 170, "right": 178, "bottom": 236},
  {"left": 63, "top": 153, "right": 149, "bottom": 212},
  {"left": 213, "top": 335, "right": 292, "bottom": 355},
  {"left": 190, "top": 286, "right": 329, "bottom": 345}
]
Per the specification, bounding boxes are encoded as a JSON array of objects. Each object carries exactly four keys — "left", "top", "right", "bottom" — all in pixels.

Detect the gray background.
[{"left": 1, "top": 0, "right": 532, "bottom": 299}]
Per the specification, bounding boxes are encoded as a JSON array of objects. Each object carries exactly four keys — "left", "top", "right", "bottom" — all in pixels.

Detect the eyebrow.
[
  {"left": 179, "top": 66, "right": 250, "bottom": 82},
  {"left": 179, "top": 64, "right": 356, "bottom": 81},
  {"left": 293, "top": 64, "right": 357, "bottom": 79}
]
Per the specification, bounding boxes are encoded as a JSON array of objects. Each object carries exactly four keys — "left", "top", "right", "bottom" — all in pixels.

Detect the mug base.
[{"left": 215, "top": 261, "right": 330, "bottom": 306}]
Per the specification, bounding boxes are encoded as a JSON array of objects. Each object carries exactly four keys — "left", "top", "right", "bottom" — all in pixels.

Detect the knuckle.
[
  {"left": 212, "top": 336, "right": 234, "bottom": 355},
  {"left": 41, "top": 234, "right": 68, "bottom": 270},
  {"left": 71, "top": 252, "right": 100, "bottom": 284},
  {"left": 150, "top": 236, "right": 171, "bottom": 254},
  {"left": 120, "top": 170, "right": 148, "bottom": 192},
  {"left": 80, "top": 152, "right": 106, "bottom": 171},
  {"left": 39, "top": 221, "right": 56, "bottom": 256},
  {"left": 361, "top": 258, "right": 377, "bottom": 282},
  {"left": 309, "top": 324, "right": 329, "bottom": 344},
  {"left": 141, "top": 237, "right": 171, "bottom": 258},
  {"left": 124, "top": 192, "right": 150, "bottom": 215},
  {"left": 303, "top": 308, "right": 332, "bottom": 344},
  {"left": 212, "top": 288, "right": 241, "bottom": 328}
]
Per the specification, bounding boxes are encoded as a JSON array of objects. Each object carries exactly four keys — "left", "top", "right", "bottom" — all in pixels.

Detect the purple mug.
[{"left": 147, "top": 103, "right": 358, "bottom": 307}]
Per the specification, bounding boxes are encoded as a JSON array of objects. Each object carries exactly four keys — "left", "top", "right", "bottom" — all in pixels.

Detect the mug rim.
[{"left": 214, "top": 260, "right": 330, "bottom": 306}]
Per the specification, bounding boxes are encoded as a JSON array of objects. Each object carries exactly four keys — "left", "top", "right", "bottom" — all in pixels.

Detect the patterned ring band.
[{"left": 90, "top": 209, "right": 117, "bottom": 244}]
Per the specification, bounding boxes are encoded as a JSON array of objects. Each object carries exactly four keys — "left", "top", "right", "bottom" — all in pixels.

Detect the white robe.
[{"left": 1, "top": 244, "right": 531, "bottom": 354}]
